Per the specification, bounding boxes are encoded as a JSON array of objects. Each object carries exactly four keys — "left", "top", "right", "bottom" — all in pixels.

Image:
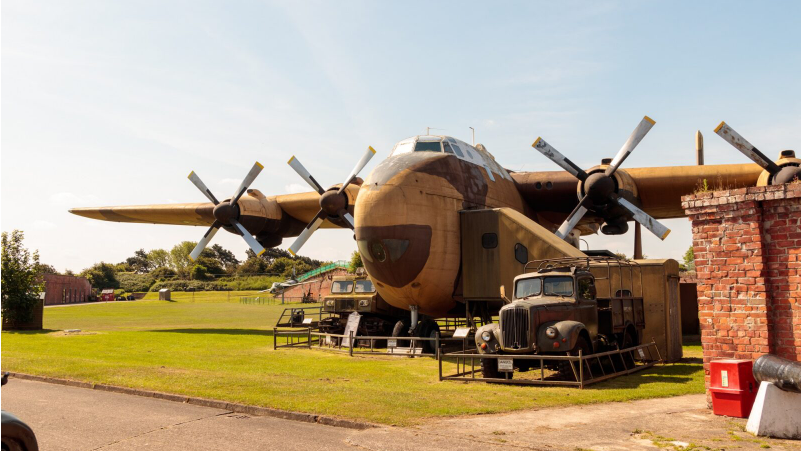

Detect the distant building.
[
  {"left": 278, "top": 261, "right": 351, "bottom": 301},
  {"left": 43, "top": 274, "right": 93, "bottom": 305}
]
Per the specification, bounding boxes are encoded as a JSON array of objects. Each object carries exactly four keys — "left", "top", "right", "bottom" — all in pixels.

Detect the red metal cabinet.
[{"left": 709, "top": 359, "right": 757, "bottom": 418}]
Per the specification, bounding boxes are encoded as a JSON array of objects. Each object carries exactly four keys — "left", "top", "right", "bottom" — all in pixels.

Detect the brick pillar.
[{"left": 682, "top": 184, "right": 801, "bottom": 397}]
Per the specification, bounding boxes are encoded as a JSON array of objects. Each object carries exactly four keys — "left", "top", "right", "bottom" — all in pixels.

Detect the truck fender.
[
  {"left": 537, "top": 320, "right": 585, "bottom": 353},
  {"left": 475, "top": 323, "right": 501, "bottom": 354}
]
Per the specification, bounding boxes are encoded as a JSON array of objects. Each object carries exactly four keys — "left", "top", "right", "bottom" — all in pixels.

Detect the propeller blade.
[
  {"left": 339, "top": 210, "right": 355, "bottom": 229},
  {"left": 532, "top": 137, "right": 588, "bottom": 181},
  {"left": 230, "top": 219, "right": 266, "bottom": 256},
  {"left": 188, "top": 171, "right": 220, "bottom": 205},
  {"left": 189, "top": 224, "right": 220, "bottom": 261},
  {"left": 614, "top": 196, "right": 671, "bottom": 240},
  {"left": 554, "top": 197, "right": 591, "bottom": 240},
  {"left": 288, "top": 156, "right": 326, "bottom": 195},
  {"left": 337, "top": 146, "right": 376, "bottom": 194},
  {"left": 714, "top": 121, "right": 781, "bottom": 174},
  {"left": 230, "top": 162, "right": 264, "bottom": 205},
  {"left": 288, "top": 211, "right": 325, "bottom": 256},
  {"left": 605, "top": 116, "right": 656, "bottom": 176}
]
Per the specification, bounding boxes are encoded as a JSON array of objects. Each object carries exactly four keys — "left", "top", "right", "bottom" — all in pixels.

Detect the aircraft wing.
[
  {"left": 69, "top": 185, "right": 359, "bottom": 231},
  {"left": 512, "top": 163, "right": 762, "bottom": 224}
]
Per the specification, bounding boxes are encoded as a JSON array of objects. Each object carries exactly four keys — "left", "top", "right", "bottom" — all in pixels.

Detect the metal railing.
[
  {"left": 271, "top": 328, "right": 473, "bottom": 359},
  {"left": 296, "top": 260, "right": 350, "bottom": 282},
  {"left": 274, "top": 307, "right": 326, "bottom": 328},
  {"left": 439, "top": 341, "right": 662, "bottom": 388},
  {"left": 239, "top": 296, "right": 277, "bottom": 305}
]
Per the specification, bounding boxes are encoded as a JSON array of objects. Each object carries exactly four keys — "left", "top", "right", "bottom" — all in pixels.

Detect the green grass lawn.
[{"left": 1, "top": 293, "right": 704, "bottom": 426}]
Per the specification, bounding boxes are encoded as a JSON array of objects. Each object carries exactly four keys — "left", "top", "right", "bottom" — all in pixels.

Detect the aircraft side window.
[
  {"left": 442, "top": 142, "right": 455, "bottom": 154},
  {"left": 482, "top": 233, "right": 498, "bottom": 249},
  {"left": 450, "top": 143, "right": 465, "bottom": 158},
  {"left": 514, "top": 243, "right": 528, "bottom": 264},
  {"left": 414, "top": 142, "right": 442, "bottom": 153},
  {"left": 356, "top": 240, "right": 373, "bottom": 263}
]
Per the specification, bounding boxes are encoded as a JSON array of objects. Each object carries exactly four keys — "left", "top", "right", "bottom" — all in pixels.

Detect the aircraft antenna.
[
  {"left": 469, "top": 127, "right": 475, "bottom": 145},
  {"left": 425, "top": 127, "right": 444, "bottom": 136}
]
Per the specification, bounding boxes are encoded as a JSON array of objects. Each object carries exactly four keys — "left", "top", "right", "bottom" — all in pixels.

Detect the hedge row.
[{"left": 148, "top": 276, "right": 282, "bottom": 292}]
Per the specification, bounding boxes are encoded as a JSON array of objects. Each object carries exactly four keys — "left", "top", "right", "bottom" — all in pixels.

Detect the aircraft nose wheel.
[{"left": 414, "top": 319, "right": 440, "bottom": 355}]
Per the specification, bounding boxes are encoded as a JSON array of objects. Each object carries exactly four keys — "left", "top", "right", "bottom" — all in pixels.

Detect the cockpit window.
[
  {"left": 450, "top": 143, "right": 465, "bottom": 158},
  {"left": 442, "top": 142, "right": 455, "bottom": 154},
  {"left": 414, "top": 142, "right": 442, "bottom": 153},
  {"left": 391, "top": 141, "right": 414, "bottom": 156},
  {"left": 331, "top": 281, "right": 354, "bottom": 293},
  {"left": 355, "top": 280, "right": 375, "bottom": 293}
]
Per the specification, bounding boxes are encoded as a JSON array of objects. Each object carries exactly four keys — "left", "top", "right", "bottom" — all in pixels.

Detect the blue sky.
[{"left": 2, "top": 0, "right": 799, "bottom": 272}]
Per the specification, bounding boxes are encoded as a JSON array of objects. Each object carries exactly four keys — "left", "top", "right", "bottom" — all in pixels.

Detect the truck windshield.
[
  {"left": 354, "top": 280, "right": 375, "bottom": 293},
  {"left": 544, "top": 277, "right": 574, "bottom": 297},
  {"left": 331, "top": 281, "right": 354, "bottom": 293},
  {"left": 515, "top": 278, "right": 542, "bottom": 299}
]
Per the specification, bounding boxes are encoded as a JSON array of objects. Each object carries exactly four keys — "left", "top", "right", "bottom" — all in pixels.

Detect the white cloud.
[
  {"left": 285, "top": 183, "right": 309, "bottom": 194},
  {"left": 49, "top": 192, "right": 100, "bottom": 206},
  {"left": 33, "top": 220, "right": 57, "bottom": 230}
]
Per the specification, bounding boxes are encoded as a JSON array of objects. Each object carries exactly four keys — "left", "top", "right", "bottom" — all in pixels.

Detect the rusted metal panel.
[{"left": 461, "top": 208, "right": 585, "bottom": 302}]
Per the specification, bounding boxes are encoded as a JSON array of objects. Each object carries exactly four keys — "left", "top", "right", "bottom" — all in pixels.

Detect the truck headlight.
[
  {"left": 358, "top": 299, "right": 370, "bottom": 307},
  {"left": 481, "top": 331, "right": 492, "bottom": 342},
  {"left": 325, "top": 300, "right": 334, "bottom": 307},
  {"left": 545, "top": 326, "right": 558, "bottom": 339}
]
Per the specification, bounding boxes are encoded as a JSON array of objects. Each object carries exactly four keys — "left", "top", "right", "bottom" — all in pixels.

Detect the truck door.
[{"left": 576, "top": 276, "right": 599, "bottom": 338}]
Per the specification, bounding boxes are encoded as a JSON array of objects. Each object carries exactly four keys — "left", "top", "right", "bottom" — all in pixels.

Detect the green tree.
[
  {"left": 147, "top": 249, "right": 170, "bottom": 269},
  {"left": 80, "top": 262, "right": 120, "bottom": 289},
  {"left": 170, "top": 241, "right": 196, "bottom": 277},
  {"left": 126, "top": 248, "right": 151, "bottom": 273},
  {"left": 349, "top": 251, "right": 363, "bottom": 273},
  {"left": 190, "top": 264, "right": 210, "bottom": 280},
  {"left": 682, "top": 245, "right": 696, "bottom": 272},
  {"left": 1, "top": 231, "right": 45, "bottom": 324},
  {"left": 209, "top": 244, "right": 239, "bottom": 273},
  {"left": 37, "top": 263, "right": 59, "bottom": 275}
]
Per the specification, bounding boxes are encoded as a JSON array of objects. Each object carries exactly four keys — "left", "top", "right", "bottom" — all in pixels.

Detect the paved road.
[{"left": 3, "top": 379, "right": 798, "bottom": 450}]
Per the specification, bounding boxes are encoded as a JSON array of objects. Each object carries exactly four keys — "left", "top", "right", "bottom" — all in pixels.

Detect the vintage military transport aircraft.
[{"left": 71, "top": 117, "right": 799, "bottom": 329}]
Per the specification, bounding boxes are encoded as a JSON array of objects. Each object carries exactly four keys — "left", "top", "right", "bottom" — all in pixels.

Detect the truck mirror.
[{"left": 499, "top": 285, "right": 506, "bottom": 298}]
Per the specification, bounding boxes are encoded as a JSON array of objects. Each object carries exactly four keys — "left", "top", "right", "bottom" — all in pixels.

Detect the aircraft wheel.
[{"left": 416, "top": 319, "right": 441, "bottom": 355}]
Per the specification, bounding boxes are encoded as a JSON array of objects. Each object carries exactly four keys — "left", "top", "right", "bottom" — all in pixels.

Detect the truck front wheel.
[{"left": 481, "top": 358, "right": 501, "bottom": 379}]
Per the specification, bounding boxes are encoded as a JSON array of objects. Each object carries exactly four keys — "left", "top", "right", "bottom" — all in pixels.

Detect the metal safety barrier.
[
  {"left": 271, "top": 328, "right": 473, "bottom": 359},
  {"left": 439, "top": 341, "right": 662, "bottom": 388}
]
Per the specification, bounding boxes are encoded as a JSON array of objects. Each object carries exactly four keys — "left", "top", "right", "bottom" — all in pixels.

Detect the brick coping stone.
[
  {"left": 681, "top": 183, "right": 801, "bottom": 210},
  {"left": 5, "top": 372, "right": 375, "bottom": 430}
]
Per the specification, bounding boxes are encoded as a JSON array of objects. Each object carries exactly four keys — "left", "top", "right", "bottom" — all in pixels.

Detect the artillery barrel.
[{"left": 752, "top": 354, "right": 801, "bottom": 394}]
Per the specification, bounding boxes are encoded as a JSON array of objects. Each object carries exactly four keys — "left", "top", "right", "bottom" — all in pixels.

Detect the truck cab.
[
  {"left": 319, "top": 271, "right": 407, "bottom": 337},
  {"left": 475, "top": 257, "right": 646, "bottom": 376}
]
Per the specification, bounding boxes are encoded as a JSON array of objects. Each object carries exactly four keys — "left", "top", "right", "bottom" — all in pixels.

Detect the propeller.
[
  {"left": 714, "top": 122, "right": 800, "bottom": 184},
  {"left": 533, "top": 116, "right": 671, "bottom": 242},
  {"left": 286, "top": 146, "right": 376, "bottom": 256},
  {"left": 187, "top": 162, "right": 266, "bottom": 261}
]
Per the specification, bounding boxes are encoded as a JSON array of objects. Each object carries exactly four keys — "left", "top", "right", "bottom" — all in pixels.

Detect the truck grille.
[
  {"left": 336, "top": 299, "right": 355, "bottom": 310},
  {"left": 501, "top": 308, "right": 529, "bottom": 350}
]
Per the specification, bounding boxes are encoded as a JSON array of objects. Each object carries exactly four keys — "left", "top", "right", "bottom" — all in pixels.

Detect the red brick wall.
[
  {"left": 279, "top": 268, "right": 351, "bottom": 301},
  {"left": 682, "top": 184, "right": 801, "bottom": 393},
  {"left": 43, "top": 274, "right": 93, "bottom": 305}
]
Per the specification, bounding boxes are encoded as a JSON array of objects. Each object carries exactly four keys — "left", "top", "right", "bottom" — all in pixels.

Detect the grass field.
[{"left": 1, "top": 293, "right": 705, "bottom": 425}]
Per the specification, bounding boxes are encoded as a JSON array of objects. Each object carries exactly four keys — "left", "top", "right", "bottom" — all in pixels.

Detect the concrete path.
[{"left": 3, "top": 379, "right": 799, "bottom": 450}]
